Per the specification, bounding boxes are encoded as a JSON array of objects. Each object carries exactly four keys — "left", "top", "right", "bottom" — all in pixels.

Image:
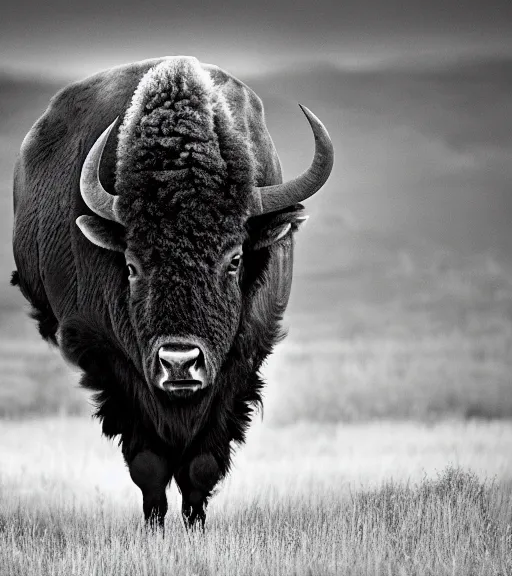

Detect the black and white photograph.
[{"left": 1, "top": 1, "right": 512, "bottom": 574}]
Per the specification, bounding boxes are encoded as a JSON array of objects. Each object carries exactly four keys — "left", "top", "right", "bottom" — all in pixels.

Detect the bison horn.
[
  {"left": 80, "top": 118, "right": 123, "bottom": 223},
  {"left": 251, "top": 105, "right": 334, "bottom": 215}
]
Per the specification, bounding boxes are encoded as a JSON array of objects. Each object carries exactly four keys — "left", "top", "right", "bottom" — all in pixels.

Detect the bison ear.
[
  {"left": 76, "top": 215, "right": 126, "bottom": 252},
  {"left": 291, "top": 214, "right": 309, "bottom": 232},
  {"left": 251, "top": 212, "right": 309, "bottom": 250},
  {"left": 252, "top": 222, "right": 293, "bottom": 250}
]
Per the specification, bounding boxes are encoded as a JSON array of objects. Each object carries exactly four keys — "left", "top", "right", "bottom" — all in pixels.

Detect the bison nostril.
[
  {"left": 158, "top": 346, "right": 204, "bottom": 380},
  {"left": 158, "top": 356, "right": 173, "bottom": 372}
]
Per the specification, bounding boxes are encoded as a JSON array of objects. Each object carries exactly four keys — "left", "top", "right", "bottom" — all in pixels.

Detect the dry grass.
[
  {"left": 2, "top": 472, "right": 512, "bottom": 576},
  {"left": 1, "top": 417, "right": 512, "bottom": 575}
]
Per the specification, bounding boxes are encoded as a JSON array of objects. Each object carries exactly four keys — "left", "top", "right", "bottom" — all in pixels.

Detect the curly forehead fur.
[{"left": 115, "top": 57, "right": 254, "bottom": 254}]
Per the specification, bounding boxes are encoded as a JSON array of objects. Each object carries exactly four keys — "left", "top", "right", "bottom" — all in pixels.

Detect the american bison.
[{"left": 12, "top": 56, "right": 333, "bottom": 527}]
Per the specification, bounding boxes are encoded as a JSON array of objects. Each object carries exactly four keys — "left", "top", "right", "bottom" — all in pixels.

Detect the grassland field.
[
  {"left": 1, "top": 270, "right": 512, "bottom": 573},
  {"left": 1, "top": 417, "right": 512, "bottom": 575},
  {"left": 1, "top": 252, "right": 512, "bottom": 574}
]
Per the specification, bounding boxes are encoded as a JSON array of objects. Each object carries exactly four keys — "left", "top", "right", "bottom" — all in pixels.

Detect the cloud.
[
  {"left": 242, "top": 57, "right": 512, "bottom": 256},
  {"left": 245, "top": 58, "right": 512, "bottom": 151}
]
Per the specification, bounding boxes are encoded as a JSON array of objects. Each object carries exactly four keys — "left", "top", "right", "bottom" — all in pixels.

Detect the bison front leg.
[
  {"left": 129, "top": 450, "right": 172, "bottom": 528},
  {"left": 175, "top": 453, "right": 222, "bottom": 530}
]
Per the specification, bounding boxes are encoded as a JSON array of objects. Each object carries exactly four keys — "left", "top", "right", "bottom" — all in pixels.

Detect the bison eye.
[
  {"left": 127, "top": 263, "right": 138, "bottom": 279},
  {"left": 228, "top": 254, "right": 242, "bottom": 275}
]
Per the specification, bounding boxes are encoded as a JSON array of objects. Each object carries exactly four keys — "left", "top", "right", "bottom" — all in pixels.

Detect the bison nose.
[{"left": 157, "top": 345, "right": 206, "bottom": 390}]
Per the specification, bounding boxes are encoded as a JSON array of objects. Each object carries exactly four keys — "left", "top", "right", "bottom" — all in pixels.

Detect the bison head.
[{"left": 76, "top": 63, "right": 333, "bottom": 398}]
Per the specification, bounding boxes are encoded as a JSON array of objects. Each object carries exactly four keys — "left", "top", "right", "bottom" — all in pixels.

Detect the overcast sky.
[
  {"left": 2, "top": 0, "right": 512, "bottom": 259},
  {"left": 2, "top": 0, "right": 512, "bottom": 79}
]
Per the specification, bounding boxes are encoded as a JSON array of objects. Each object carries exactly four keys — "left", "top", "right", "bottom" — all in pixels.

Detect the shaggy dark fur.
[
  {"left": 114, "top": 60, "right": 256, "bottom": 398},
  {"left": 12, "top": 57, "right": 306, "bottom": 529}
]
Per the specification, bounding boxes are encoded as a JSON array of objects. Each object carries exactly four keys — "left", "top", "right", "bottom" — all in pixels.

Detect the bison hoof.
[
  {"left": 182, "top": 504, "right": 206, "bottom": 531},
  {"left": 145, "top": 515, "right": 166, "bottom": 535}
]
